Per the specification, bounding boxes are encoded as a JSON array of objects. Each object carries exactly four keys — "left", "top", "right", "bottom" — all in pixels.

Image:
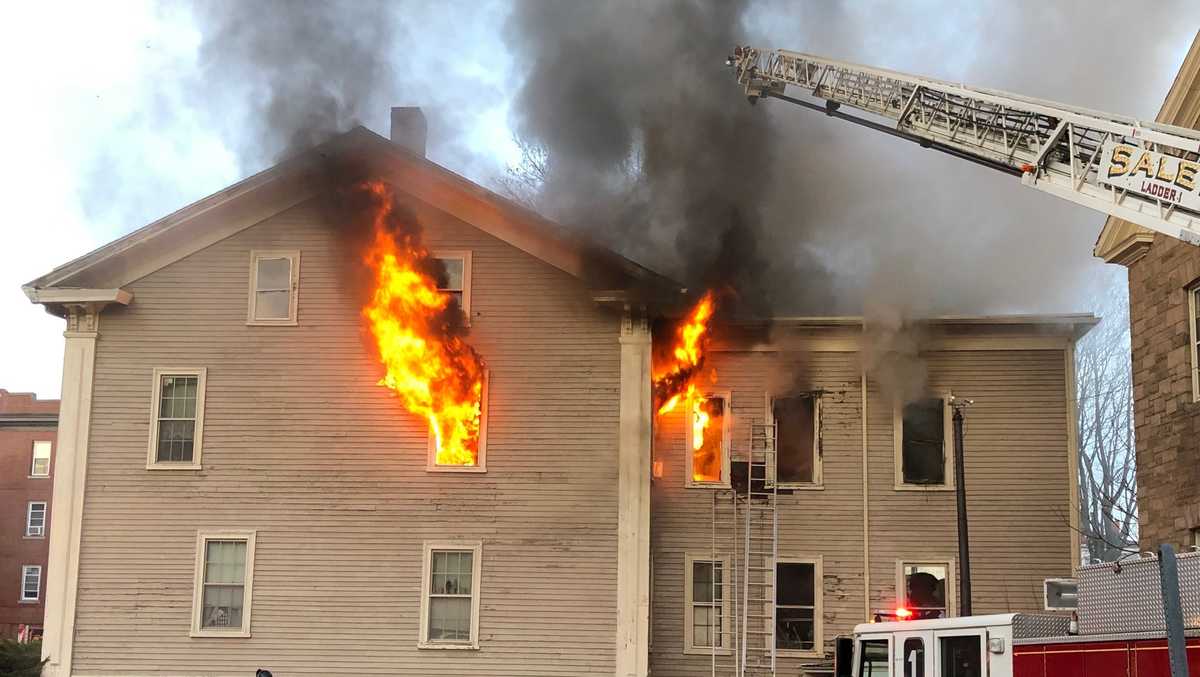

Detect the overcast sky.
[{"left": 2, "top": 1, "right": 1197, "bottom": 399}]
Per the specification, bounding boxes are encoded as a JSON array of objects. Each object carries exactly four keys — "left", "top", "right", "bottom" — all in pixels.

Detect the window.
[
  {"left": 147, "top": 368, "right": 207, "bottom": 469},
  {"left": 685, "top": 392, "right": 731, "bottom": 487},
  {"left": 427, "top": 371, "right": 489, "bottom": 472},
  {"left": 1192, "top": 527, "right": 1200, "bottom": 549},
  {"left": 895, "top": 397, "right": 952, "bottom": 488},
  {"left": 684, "top": 553, "right": 731, "bottom": 654},
  {"left": 903, "top": 637, "right": 926, "bottom": 677},
  {"left": 772, "top": 394, "right": 821, "bottom": 485},
  {"left": 1190, "top": 283, "right": 1199, "bottom": 402},
  {"left": 899, "top": 561, "right": 953, "bottom": 618},
  {"left": 247, "top": 250, "right": 300, "bottom": 325},
  {"left": 20, "top": 566, "right": 41, "bottom": 602},
  {"left": 25, "top": 502, "right": 46, "bottom": 538},
  {"left": 859, "top": 638, "right": 890, "bottom": 677},
  {"left": 30, "top": 441, "right": 51, "bottom": 477},
  {"left": 433, "top": 251, "right": 472, "bottom": 319},
  {"left": 939, "top": 635, "right": 983, "bottom": 677},
  {"left": 419, "top": 541, "right": 482, "bottom": 649},
  {"left": 191, "top": 531, "right": 255, "bottom": 637},
  {"left": 776, "top": 557, "right": 822, "bottom": 655}
]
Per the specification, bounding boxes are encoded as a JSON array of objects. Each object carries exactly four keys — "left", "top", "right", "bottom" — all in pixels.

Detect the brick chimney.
[{"left": 390, "top": 107, "right": 427, "bottom": 157}]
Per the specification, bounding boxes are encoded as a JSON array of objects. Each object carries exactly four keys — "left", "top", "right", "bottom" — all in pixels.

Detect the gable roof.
[
  {"left": 24, "top": 126, "right": 682, "bottom": 312},
  {"left": 1095, "top": 29, "right": 1200, "bottom": 264}
]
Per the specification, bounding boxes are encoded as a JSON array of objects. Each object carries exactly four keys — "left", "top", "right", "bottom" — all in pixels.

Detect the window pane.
[
  {"left": 777, "top": 562, "right": 815, "bottom": 606},
  {"left": 202, "top": 584, "right": 244, "bottom": 628},
  {"left": 431, "top": 551, "right": 472, "bottom": 595},
  {"left": 22, "top": 568, "right": 40, "bottom": 599},
  {"left": 940, "top": 635, "right": 981, "bottom": 677},
  {"left": 256, "top": 257, "right": 291, "bottom": 290},
  {"left": 905, "top": 564, "right": 947, "bottom": 611},
  {"left": 205, "top": 540, "right": 247, "bottom": 585},
  {"left": 429, "top": 597, "right": 471, "bottom": 641},
  {"left": 255, "top": 290, "right": 291, "bottom": 320},
  {"left": 860, "top": 639, "right": 890, "bottom": 677},
  {"left": 692, "top": 396, "right": 724, "bottom": 483},
  {"left": 693, "top": 605, "right": 722, "bottom": 647},
  {"left": 902, "top": 398, "right": 945, "bottom": 484},
  {"left": 437, "top": 257, "right": 464, "bottom": 291},
  {"left": 776, "top": 606, "right": 815, "bottom": 650},
  {"left": 904, "top": 638, "right": 926, "bottom": 677},
  {"left": 774, "top": 396, "right": 816, "bottom": 483},
  {"left": 160, "top": 376, "right": 197, "bottom": 418},
  {"left": 157, "top": 420, "right": 195, "bottom": 462},
  {"left": 693, "top": 561, "right": 723, "bottom": 603}
]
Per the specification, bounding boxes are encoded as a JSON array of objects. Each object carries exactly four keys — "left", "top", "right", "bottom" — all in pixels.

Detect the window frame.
[
  {"left": 1189, "top": 282, "right": 1199, "bottom": 403},
  {"left": 431, "top": 250, "right": 473, "bottom": 321},
  {"left": 146, "top": 367, "right": 208, "bottom": 470},
  {"left": 426, "top": 370, "right": 489, "bottom": 473},
  {"left": 246, "top": 249, "right": 300, "bottom": 326},
  {"left": 773, "top": 555, "right": 824, "bottom": 658},
  {"left": 684, "top": 390, "right": 732, "bottom": 489},
  {"left": 683, "top": 552, "right": 733, "bottom": 655},
  {"left": 20, "top": 565, "right": 41, "bottom": 602},
  {"left": 893, "top": 395, "right": 955, "bottom": 491},
  {"left": 418, "top": 540, "right": 483, "bottom": 650},
  {"left": 767, "top": 393, "right": 823, "bottom": 489},
  {"left": 25, "top": 502, "right": 47, "bottom": 538},
  {"left": 190, "top": 530, "right": 256, "bottom": 638},
  {"left": 897, "top": 559, "right": 956, "bottom": 618},
  {"left": 30, "top": 440, "right": 51, "bottom": 477}
]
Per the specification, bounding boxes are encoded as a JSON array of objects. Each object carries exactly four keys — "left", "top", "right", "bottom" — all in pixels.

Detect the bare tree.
[
  {"left": 496, "top": 137, "right": 550, "bottom": 212},
  {"left": 1075, "top": 278, "right": 1138, "bottom": 564}
]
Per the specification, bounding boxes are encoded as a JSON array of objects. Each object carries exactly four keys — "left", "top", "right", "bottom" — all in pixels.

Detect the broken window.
[
  {"left": 247, "top": 250, "right": 299, "bottom": 325},
  {"left": 427, "top": 371, "right": 489, "bottom": 472},
  {"left": 900, "top": 397, "right": 947, "bottom": 486},
  {"left": 901, "top": 562, "right": 950, "bottom": 617},
  {"left": 686, "top": 392, "right": 729, "bottom": 486},
  {"left": 773, "top": 395, "right": 819, "bottom": 484},
  {"left": 776, "top": 559, "right": 821, "bottom": 653},
  {"left": 685, "top": 554, "right": 729, "bottom": 653},
  {"left": 192, "top": 531, "right": 256, "bottom": 636},
  {"left": 148, "top": 368, "right": 207, "bottom": 469},
  {"left": 433, "top": 251, "right": 472, "bottom": 319},
  {"left": 420, "top": 541, "right": 482, "bottom": 648}
]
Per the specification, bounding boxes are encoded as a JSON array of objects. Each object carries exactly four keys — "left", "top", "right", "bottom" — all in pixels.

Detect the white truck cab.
[{"left": 835, "top": 614, "right": 1019, "bottom": 677}]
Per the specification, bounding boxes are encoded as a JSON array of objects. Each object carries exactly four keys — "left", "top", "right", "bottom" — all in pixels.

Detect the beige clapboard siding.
[
  {"left": 650, "top": 347, "right": 1071, "bottom": 675},
  {"left": 73, "top": 194, "right": 621, "bottom": 676}
]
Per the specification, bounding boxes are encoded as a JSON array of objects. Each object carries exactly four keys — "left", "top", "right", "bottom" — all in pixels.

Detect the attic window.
[
  {"left": 247, "top": 250, "right": 300, "bottom": 325},
  {"left": 895, "top": 397, "right": 953, "bottom": 489},
  {"left": 433, "top": 251, "right": 472, "bottom": 320}
]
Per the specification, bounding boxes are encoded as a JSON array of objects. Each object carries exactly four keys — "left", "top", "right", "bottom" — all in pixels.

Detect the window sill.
[
  {"left": 426, "top": 464, "right": 487, "bottom": 474},
  {"left": 893, "top": 483, "right": 955, "bottom": 492},
  {"left": 147, "top": 463, "right": 203, "bottom": 471},
  {"left": 683, "top": 647, "right": 733, "bottom": 656},
  {"left": 779, "top": 648, "right": 824, "bottom": 659},
  {"left": 418, "top": 641, "right": 480, "bottom": 650},
  {"left": 18, "top": 600, "right": 40, "bottom": 605},
  {"left": 246, "top": 319, "right": 298, "bottom": 327},
  {"left": 685, "top": 482, "right": 732, "bottom": 490},
  {"left": 190, "top": 629, "right": 251, "bottom": 638},
  {"left": 28, "top": 475, "right": 50, "bottom": 480},
  {"left": 778, "top": 482, "right": 824, "bottom": 491},
  {"left": 23, "top": 535, "right": 45, "bottom": 540}
]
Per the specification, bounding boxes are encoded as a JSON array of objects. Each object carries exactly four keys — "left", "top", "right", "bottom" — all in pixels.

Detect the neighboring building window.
[
  {"left": 25, "top": 502, "right": 46, "bottom": 538},
  {"left": 772, "top": 394, "right": 820, "bottom": 485},
  {"left": 191, "top": 531, "right": 256, "bottom": 637},
  {"left": 20, "top": 566, "right": 41, "bottom": 602},
  {"left": 1190, "top": 283, "right": 1199, "bottom": 402},
  {"left": 419, "top": 541, "right": 482, "bottom": 649},
  {"left": 895, "top": 397, "right": 952, "bottom": 488},
  {"left": 1191, "top": 527, "right": 1200, "bottom": 550},
  {"left": 433, "top": 251, "right": 472, "bottom": 319},
  {"left": 899, "top": 561, "right": 952, "bottom": 618},
  {"left": 30, "top": 441, "right": 51, "bottom": 477},
  {"left": 685, "top": 392, "right": 731, "bottom": 487},
  {"left": 247, "top": 250, "right": 300, "bottom": 325},
  {"left": 684, "top": 553, "right": 730, "bottom": 654},
  {"left": 427, "top": 371, "right": 489, "bottom": 472},
  {"left": 939, "top": 635, "right": 983, "bottom": 677},
  {"left": 776, "top": 557, "right": 822, "bottom": 655},
  {"left": 147, "top": 368, "right": 207, "bottom": 469}
]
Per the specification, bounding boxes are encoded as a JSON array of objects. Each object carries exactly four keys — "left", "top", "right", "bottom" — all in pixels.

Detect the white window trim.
[
  {"left": 767, "top": 393, "right": 824, "bottom": 489},
  {"left": 29, "top": 440, "right": 51, "bottom": 478},
  {"left": 190, "top": 530, "right": 256, "bottom": 638},
  {"left": 896, "top": 559, "right": 956, "bottom": 618},
  {"left": 146, "top": 367, "right": 208, "bottom": 470},
  {"left": 773, "top": 555, "right": 824, "bottom": 659},
  {"left": 25, "top": 501, "right": 47, "bottom": 538},
  {"left": 246, "top": 249, "right": 300, "bottom": 326},
  {"left": 684, "top": 390, "right": 732, "bottom": 489},
  {"left": 426, "top": 371, "right": 489, "bottom": 473},
  {"left": 418, "top": 540, "right": 483, "bottom": 650},
  {"left": 893, "top": 394, "right": 955, "bottom": 491},
  {"left": 1189, "top": 282, "right": 1199, "bottom": 403},
  {"left": 431, "top": 250, "right": 473, "bottom": 321},
  {"left": 683, "top": 552, "right": 732, "bottom": 656},
  {"left": 20, "top": 565, "right": 41, "bottom": 602}
]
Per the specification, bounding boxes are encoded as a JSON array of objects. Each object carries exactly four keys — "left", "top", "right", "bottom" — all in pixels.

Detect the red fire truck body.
[{"left": 1014, "top": 636, "right": 1200, "bottom": 677}]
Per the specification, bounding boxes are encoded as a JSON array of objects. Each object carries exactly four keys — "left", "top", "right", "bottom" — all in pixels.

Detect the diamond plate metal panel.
[
  {"left": 1012, "top": 613, "right": 1071, "bottom": 639},
  {"left": 1077, "top": 550, "right": 1200, "bottom": 635}
]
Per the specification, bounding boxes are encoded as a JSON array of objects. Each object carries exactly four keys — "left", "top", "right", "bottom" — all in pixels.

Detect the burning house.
[{"left": 24, "top": 110, "right": 1091, "bottom": 676}]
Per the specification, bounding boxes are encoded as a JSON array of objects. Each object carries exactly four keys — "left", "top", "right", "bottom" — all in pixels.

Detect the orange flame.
[
  {"left": 653, "top": 291, "right": 716, "bottom": 415},
  {"left": 360, "top": 181, "right": 485, "bottom": 466},
  {"left": 691, "top": 394, "right": 724, "bottom": 482}
]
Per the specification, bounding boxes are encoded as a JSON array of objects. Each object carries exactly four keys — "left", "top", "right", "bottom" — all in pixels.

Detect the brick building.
[
  {"left": 1094, "top": 30, "right": 1200, "bottom": 550},
  {"left": 0, "top": 388, "right": 58, "bottom": 639}
]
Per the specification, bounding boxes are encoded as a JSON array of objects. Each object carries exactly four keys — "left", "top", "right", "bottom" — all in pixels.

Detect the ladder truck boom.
[{"left": 728, "top": 46, "right": 1200, "bottom": 246}]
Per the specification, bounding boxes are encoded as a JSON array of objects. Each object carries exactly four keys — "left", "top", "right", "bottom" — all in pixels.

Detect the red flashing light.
[{"left": 895, "top": 607, "right": 914, "bottom": 620}]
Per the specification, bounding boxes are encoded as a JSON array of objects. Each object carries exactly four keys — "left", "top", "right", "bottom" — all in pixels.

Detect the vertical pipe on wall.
[{"left": 861, "top": 368, "right": 871, "bottom": 621}]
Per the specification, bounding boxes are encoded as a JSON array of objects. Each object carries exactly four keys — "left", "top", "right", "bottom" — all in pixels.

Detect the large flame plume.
[
  {"left": 360, "top": 181, "right": 485, "bottom": 466},
  {"left": 653, "top": 291, "right": 716, "bottom": 415}
]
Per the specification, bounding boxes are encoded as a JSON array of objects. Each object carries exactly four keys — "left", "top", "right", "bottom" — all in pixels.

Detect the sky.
[{"left": 1, "top": 1, "right": 1197, "bottom": 399}]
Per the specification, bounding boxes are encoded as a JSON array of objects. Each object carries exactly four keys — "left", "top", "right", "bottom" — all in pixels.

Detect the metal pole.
[
  {"left": 951, "top": 400, "right": 973, "bottom": 616},
  {"left": 1158, "top": 544, "right": 1191, "bottom": 677}
]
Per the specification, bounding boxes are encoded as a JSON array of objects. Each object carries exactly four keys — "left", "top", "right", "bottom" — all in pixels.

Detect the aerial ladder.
[{"left": 727, "top": 46, "right": 1200, "bottom": 247}]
